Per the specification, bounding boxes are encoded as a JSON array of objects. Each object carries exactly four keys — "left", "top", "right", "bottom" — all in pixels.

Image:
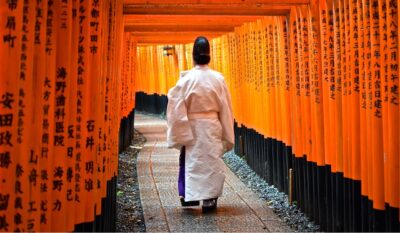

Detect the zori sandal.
[
  {"left": 180, "top": 197, "right": 200, "bottom": 207},
  {"left": 202, "top": 198, "right": 218, "bottom": 213}
]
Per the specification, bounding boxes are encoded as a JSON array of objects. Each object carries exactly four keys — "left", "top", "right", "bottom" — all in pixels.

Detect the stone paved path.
[{"left": 135, "top": 113, "right": 292, "bottom": 232}]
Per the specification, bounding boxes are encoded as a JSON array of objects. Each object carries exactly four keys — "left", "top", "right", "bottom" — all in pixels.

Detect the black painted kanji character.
[
  {"left": 0, "top": 114, "right": 13, "bottom": 127},
  {"left": 66, "top": 189, "right": 73, "bottom": 201},
  {"left": 85, "top": 161, "right": 94, "bottom": 174},
  {"left": 55, "top": 122, "right": 64, "bottom": 133},
  {"left": 41, "top": 147, "right": 49, "bottom": 158},
  {"left": 42, "top": 133, "right": 49, "bottom": 143},
  {"left": 5, "top": 16, "right": 16, "bottom": 30},
  {"left": 56, "top": 67, "right": 67, "bottom": 79},
  {"left": 44, "top": 77, "right": 51, "bottom": 88},
  {"left": 40, "top": 214, "right": 47, "bottom": 224},
  {"left": 75, "top": 194, "right": 80, "bottom": 203},
  {"left": 15, "top": 181, "right": 23, "bottom": 194},
  {"left": 67, "top": 147, "right": 73, "bottom": 158},
  {"left": 86, "top": 136, "right": 94, "bottom": 150},
  {"left": 0, "top": 194, "right": 10, "bottom": 211},
  {"left": 54, "top": 135, "right": 64, "bottom": 146},
  {"left": 0, "top": 131, "right": 12, "bottom": 146},
  {"left": 7, "top": 0, "right": 18, "bottom": 10},
  {"left": 43, "top": 90, "right": 51, "bottom": 101},
  {"left": 40, "top": 200, "right": 47, "bottom": 211},
  {"left": 55, "top": 108, "right": 65, "bottom": 120},
  {"left": 0, "top": 93, "right": 14, "bottom": 109},
  {"left": 56, "top": 94, "right": 65, "bottom": 107},
  {"left": 53, "top": 199, "right": 61, "bottom": 211},
  {"left": 28, "top": 201, "right": 37, "bottom": 212},
  {"left": 27, "top": 219, "right": 34, "bottom": 231},
  {"left": 14, "top": 197, "right": 22, "bottom": 209},
  {"left": 40, "top": 183, "right": 47, "bottom": 193},
  {"left": 91, "top": 35, "right": 98, "bottom": 42},
  {"left": 85, "top": 179, "right": 93, "bottom": 192},
  {"left": 91, "top": 9, "right": 99, "bottom": 18},
  {"left": 0, "top": 214, "right": 9, "bottom": 231},
  {"left": 29, "top": 169, "right": 38, "bottom": 186},
  {"left": 86, "top": 120, "right": 95, "bottom": 132},
  {"left": 16, "top": 164, "right": 23, "bottom": 178},
  {"left": 66, "top": 167, "right": 73, "bottom": 182},
  {"left": 3, "top": 34, "right": 17, "bottom": 48},
  {"left": 54, "top": 166, "right": 63, "bottom": 178},
  {"left": 52, "top": 180, "right": 63, "bottom": 191},
  {"left": 0, "top": 152, "right": 11, "bottom": 168},
  {"left": 14, "top": 213, "right": 22, "bottom": 225},
  {"left": 29, "top": 150, "right": 38, "bottom": 164},
  {"left": 68, "top": 125, "right": 74, "bottom": 138},
  {"left": 90, "top": 45, "right": 98, "bottom": 54},
  {"left": 56, "top": 81, "right": 66, "bottom": 93}
]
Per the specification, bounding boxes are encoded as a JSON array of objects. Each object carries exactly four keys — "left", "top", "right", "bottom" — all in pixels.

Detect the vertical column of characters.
[
  {"left": 88, "top": 0, "right": 102, "bottom": 216},
  {"left": 378, "top": 0, "right": 389, "bottom": 203},
  {"left": 56, "top": 0, "right": 75, "bottom": 231},
  {"left": 319, "top": 0, "right": 333, "bottom": 166},
  {"left": 309, "top": 2, "right": 326, "bottom": 166},
  {"left": 41, "top": 0, "right": 58, "bottom": 229},
  {"left": 330, "top": 0, "right": 340, "bottom": 173},
  {"left": 262, "top": 19, "right": 271, "bottom": 138},
  {"left": 341, "top": 0, "right": 351, "bottom": 178},
  {"left": 385, "top": 0, "right": 399, "bottom": 211},
  {"left": 281, "top": 17, "right": 292, "bottom": 147},
  {"left": 247, "top": 23, "right": 255, "bottom": 130},
  {"left": 80, "top": 0, "right": 96, "bottom": 222},
  {"left": 252, "top": 22, "right": 259, "bottom": 132},
  {"left": 271, "top": 19, "right": 279, "bottom": 139},
  {"left": 240, "top": 25, "right": 248, "bottom": 128},
  {"left": 108, "top": 0, "right": 118, "bottom": 187},
  {"left": 363, "top": 0, "right": 373, "bottom": 199},
  {"left": 50, "top": 0, "right": 73, "bottom": 230},
  {"left": 16, "top": 0, "right": 37, "bottom": 231},
  {"left": 358, "top": 0, "right": 368, "bottom": 196},
  {"left": 68, "top": 0, "right": 85, "bottom": 225},
  {"left": 289, "top": 7, "right": 301, "bottom": 157},
  {"left": 256, "top": 20, "right": 266, "bottom": 136},
  {"left": 370, "top": 0, "right": 385, "bottom": 210},
  {"left": 276, "top": 17, "right": 284, "bottom": 144},
  {"left": 75, "top": 0, "right": 90, "bottom": 223},
  {"left": 268, "top": 20, "right": 277, "bottom": 139},
  {"left": 299, "top": 6, "right": 312, "bottom": 160},
  {"left": 31, "top": 0, "right": 49, "bottom": 231},
  {"left": 340, "top": 0, "right": 349, "bottom": 177},
  {"left": 350, "top": 0, "right": 361, "bottom": 180},
  {"left": 234, "top": 28, "right": 243, "bottom": 126},
  {"left": 102, "top": 0, "right": 112, "bottom": 182},
  {"left": 277, "top": 17, "right": 286, "bottom": 144},
  {"left": 0, "top": 1, "right": 23, "bottom": 231},
  {"left": 334, "top": 0, "right": 344, "bottom": 173}
]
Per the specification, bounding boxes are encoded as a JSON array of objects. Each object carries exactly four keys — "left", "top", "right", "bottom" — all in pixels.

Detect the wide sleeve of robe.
[
  {"left": 219, "top": 79, "right": 235, "bottom": 153},
  {"left": 166, "top": 73, "right": 194, "bottom": 149}
]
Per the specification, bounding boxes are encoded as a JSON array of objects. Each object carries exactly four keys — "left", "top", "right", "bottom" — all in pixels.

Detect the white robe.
[{"left": 166, "top": 65, "right": 235, "bottom": 202}]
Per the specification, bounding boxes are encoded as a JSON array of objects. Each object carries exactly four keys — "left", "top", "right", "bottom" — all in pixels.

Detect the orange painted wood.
[
  {"left": 124, "top": 0, "right": 309, "bottom": 4},
  {"left": 123, "top": 4, "right": 293, "bottom": 15},
  {"left": 124, "top": 15, "right": 261, "bottom": 26},
  {"left": 124, "top": 24, "right": 235, "bottom": 32}
]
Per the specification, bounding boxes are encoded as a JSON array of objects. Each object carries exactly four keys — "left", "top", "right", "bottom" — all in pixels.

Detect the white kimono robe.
[{"left": 167, "top": 65, "right": 235, "bottom": 202}]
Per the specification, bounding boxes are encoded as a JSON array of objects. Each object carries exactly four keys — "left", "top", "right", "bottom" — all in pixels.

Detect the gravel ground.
[
  {"left": 223, "top": 150, "right": 320, "bottom": 232},
  {"left": 116, "top": 129, "right": 146, "bottom": 232}
]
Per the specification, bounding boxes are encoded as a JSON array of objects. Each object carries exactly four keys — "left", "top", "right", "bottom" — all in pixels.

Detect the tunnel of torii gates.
[{"left": 0, "top": 0, "right": 399, "bottom": 232}]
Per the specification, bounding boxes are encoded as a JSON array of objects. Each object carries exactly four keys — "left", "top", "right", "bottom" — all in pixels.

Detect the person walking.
[{"left": 166, "top": 36, "right": 234, "bottom": 212}]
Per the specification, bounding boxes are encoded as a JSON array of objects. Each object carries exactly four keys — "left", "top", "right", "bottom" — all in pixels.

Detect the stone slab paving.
[{"left": 135, "top": 113, "right": 292, "bottom": 232}]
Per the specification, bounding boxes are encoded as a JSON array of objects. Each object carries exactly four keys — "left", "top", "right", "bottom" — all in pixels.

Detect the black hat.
[{"left": 193, "top": 36, "right": 210, "bottom": 65}]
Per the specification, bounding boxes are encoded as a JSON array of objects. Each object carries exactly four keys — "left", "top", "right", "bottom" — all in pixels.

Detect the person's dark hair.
[{"left": 193, "top": 36, "right": 210, "bottom": 65}]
